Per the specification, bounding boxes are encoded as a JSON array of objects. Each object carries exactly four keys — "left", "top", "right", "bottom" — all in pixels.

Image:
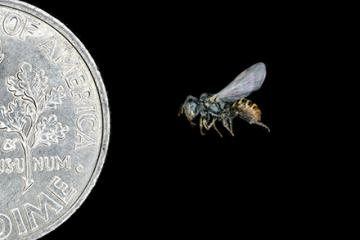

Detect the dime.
[{"left": 0, "top": 1, "right": 110, "bottom": 239}]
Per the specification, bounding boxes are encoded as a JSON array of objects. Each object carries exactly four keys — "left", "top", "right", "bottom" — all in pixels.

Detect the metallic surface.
[{"left": 0, "top": 0, "right": 110, "bottom": 239}]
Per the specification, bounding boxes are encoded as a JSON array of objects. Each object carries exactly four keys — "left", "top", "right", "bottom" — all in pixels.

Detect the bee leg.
[
  {"left": 202, "top": 118, "right": 211, "bottom": 130},
  {"left": 222, "top": 118, "right": 234, "bottom": 136},
  {"left": 203, "top": 117, "right": 223, "bottom": 137},
  {"left": 252, "top": 121, "right": 270, "bottom": 132},
  {"left": 205, "top": 118, "right": 222, "bottom": 137},
  {"left": 206, "top": 118, "right": 216, "bottom": 129},
  {"left": 199, "top": 117, "right": 206, "bottom": 135},
  {"left": 212, "top": 121, "right": 223, "bottom": 138}
]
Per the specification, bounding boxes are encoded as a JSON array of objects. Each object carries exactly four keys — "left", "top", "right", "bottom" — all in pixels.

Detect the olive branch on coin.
[{"left": 0, "top": 62, "right": 69, "bottom": 193}]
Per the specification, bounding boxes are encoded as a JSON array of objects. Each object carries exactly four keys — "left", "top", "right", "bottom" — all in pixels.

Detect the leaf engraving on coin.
[
  {"left": 1, "top": 62, "right": 69, "bottom": 192},
  {"left": 0, "top": 1, "right": 109, "bottom": 240}
]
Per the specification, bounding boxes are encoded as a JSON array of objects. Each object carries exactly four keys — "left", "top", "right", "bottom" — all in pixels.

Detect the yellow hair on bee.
[{"left": 233, "top": 98, "right": 262, "bottom": 122}]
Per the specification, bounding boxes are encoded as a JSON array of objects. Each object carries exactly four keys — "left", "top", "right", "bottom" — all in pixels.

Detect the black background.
[{"left": 22, "top": 0, "right": 322, "bottom": 238}]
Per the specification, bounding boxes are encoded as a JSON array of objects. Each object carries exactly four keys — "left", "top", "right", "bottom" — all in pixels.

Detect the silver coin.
[{"left": 0, "top": 0, "right": 110, "bottom": 239}]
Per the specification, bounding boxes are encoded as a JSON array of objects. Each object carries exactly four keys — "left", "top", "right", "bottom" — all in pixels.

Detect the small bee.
[{"left": 179, "top": 62, "right": 270, "bottom": 137}]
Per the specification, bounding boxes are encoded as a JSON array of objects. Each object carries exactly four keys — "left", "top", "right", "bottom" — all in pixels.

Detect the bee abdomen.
[{"left": 233, "top": 98, "right": 262, "bottom": 122}]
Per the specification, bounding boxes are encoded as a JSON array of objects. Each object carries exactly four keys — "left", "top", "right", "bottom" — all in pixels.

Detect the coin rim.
[{"left": 0, "top": 0, "right": 110, "bottom": 239}]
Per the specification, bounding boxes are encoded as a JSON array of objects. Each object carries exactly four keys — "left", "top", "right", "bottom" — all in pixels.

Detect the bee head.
[
  {"left": 199, "top": 93, "right": 211, "bottom": 101},
  {"left": 180, "top": 95, "right": 200, "bottom": 122}
]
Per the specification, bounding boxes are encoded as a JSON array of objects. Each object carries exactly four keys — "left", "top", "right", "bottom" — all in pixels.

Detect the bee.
[{"left": 178, "top": 62, "right": 270, "bottom": 137}]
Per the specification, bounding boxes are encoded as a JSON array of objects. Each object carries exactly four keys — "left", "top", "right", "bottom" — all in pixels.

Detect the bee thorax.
[{"left": 233, "top": 98, "right": 262, "bottom": 122}]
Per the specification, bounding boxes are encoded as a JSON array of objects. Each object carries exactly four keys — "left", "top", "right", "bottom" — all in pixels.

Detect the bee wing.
[{"left": 214, "top": 62, "right": 266, "bottom": 102}]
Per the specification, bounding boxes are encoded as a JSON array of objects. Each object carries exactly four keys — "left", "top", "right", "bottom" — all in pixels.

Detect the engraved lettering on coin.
[
  {"left": 0, "top": 214, "right": 12, "bottom": 240},
  {"left": 0, "top": 1, "right": 109, "bottom": 240},
  {"left": 48, "top": 176, "right": 77, "bottom": 205},
  {"left": 2, "top": 12, "right": 40, "bottom": 40},
  {"left": 9, "top": 208, "right": 26, "bottom": 236},
  {"left": 2, "top": 13, "right": 23, "bottom": 36},
  {"left": 0, "top": 155, "right": 72, "bottom": 174},
  {"left": 24, "top": 192, "right": 63, "bottom": 231}
]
